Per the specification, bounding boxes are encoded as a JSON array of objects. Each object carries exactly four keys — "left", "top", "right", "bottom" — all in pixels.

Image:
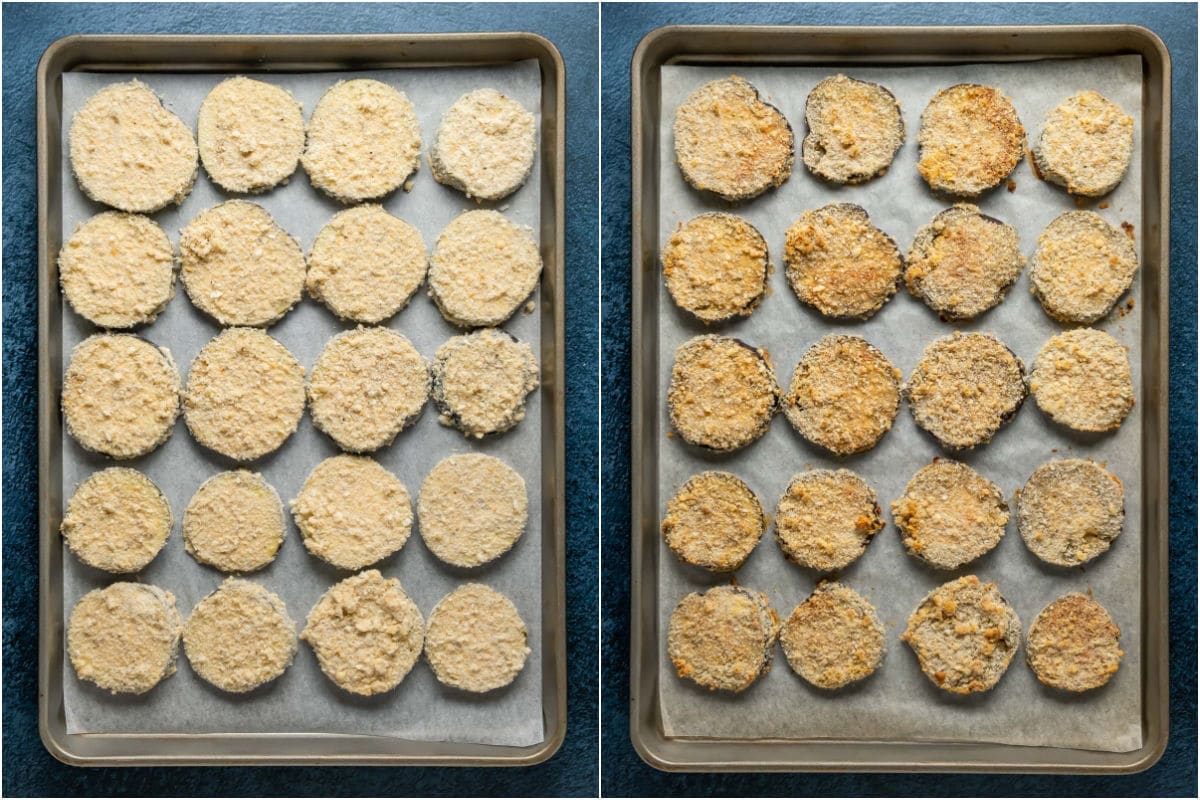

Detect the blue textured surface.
[
  {"left": 600, "top": 3, "right": 1196, "bottom": 795},
  {"left": 2, "top": 3, "right": 598, "bottom": 795}
]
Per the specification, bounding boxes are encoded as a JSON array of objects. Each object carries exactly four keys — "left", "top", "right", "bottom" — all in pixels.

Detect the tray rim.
[
  {"left": 629, "top": 23, "right": 1171, "bottom": 774},
  {"left": 37, "top": 31, "right": 567, "bottom": 768}
]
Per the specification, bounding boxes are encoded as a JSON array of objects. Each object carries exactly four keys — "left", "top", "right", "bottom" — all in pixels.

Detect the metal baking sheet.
[
  {"left": 39, "top": 34, "right": 566, "bottom": 767},
  {"left": 630, "top": 25, "right": 1170, "bottom": 774}
]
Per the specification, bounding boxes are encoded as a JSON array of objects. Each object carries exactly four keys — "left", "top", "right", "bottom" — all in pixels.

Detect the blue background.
[
  {"left": 1, "top": 3, "right": 598, "bottom": 796},
  {"left": 600, "top": 2, "right": 1196, "bottom": 796}
]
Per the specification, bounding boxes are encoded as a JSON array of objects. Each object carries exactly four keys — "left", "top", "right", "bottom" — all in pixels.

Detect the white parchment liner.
[
  {"left": 60, "top": 61, "right": 543, "bottom": 747},
  {"left": 657, "top": 56, "right": 1143, "bottom": 752}
]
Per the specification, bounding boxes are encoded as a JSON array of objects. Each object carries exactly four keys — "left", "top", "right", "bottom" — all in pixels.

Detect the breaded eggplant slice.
[
  {"left": 59, "top": 212, "right": 176, "bottom": 329},
  {"left": 428, "top": 209, "right": 542, "bottom": 328},
  {"left": 183, "top": 470, "right": 286, "bottom": 574},
  {"left": 918, "top": 84, "right": 1025, "bottom": 197},
  {"left": 892, "top": 460, "right": 1009, "bottom": 570},
  {"left": 905, "top": 204, "right": 1024, "bottom": 321},
  {"left": 661, "top": 213, "right": 768, "bottom": 324},
  {"left": 183, "top": 328, "right": 305, "bottom": 461},
  {"left": 429, "top": 88, "right": 537, "bottom": 201},
  {"left": 905, "top": 331, "right": 1026, "bottom": 450},
  {"left": 780, "top": 582, "right": 885, "bottom": 689},
  {"left": 774, "top": 469, "right": 884, "bottom": 573},
  {"left": 673, "top": 76, "right": 794, "bottom": 202},
  {"left": 61, "top": 467, "right": 172, "bottom": 573},
  {"left": 784, "top": 334, "right": 900, "bottom": 455},
  {"left": 306, "top": 205, "right": 427, "bottom": 324},
  {"left": 661, "top": 471, "right": 765, "bottom": 572},
  {"left": 183, "top": 578, "right": 297, "bottom": 693},
  {"left": 424, "top": 583, "right": 530, "bottom": 693},
  {"left": 179, "top": 201, "right": 306, "bottom": 327},
  {"left": 431, "top": 328, "right": 539, "bottom": 438},
  {"left": 901, "top": 575, "right": 1021, "bottom": 694},
  {"left": 1030, "top": 210, "right": 1138, "bottom": 325},
  {"left": 307, "top": 327, "right": 429, "bottom": 453},
  {"left": 667, "top": 335, "right": 780, "bottom": 452},
  {"left": 1017, "top": 459, "right": 1124, "bottom": 567},
  {"left": 291, "top": 455, "right": 413, "bottom": 571},
  {"left": 418, "top": 454, "right": 527, "bottom": 569},
  {"left": 802, "top": 74, "right": 904, "bottom": 185},
  {"left": 783, "top": 203, "right": 902, "bottom": 320},
  {"left": 302, "top": 79, "right": 421, "bottom": 203},
  {"left": 301, "top": 570, "right": 423, "bottom": 696},
  {"left": 62, "top": 334, "right": 181, "bottom": 460},
  {"left": 1026, "top": 593, "right": 1122, "bottom": 691},
  {"left": 1029, "top": 328, "right": 1133, "bottom": 433},
  {"left": 668, "top": 585, "right": 779, "bottom": 693},
  {"left": 67, "top": 582, "right": 182, "bottom": 695},
  {"left": 197, "top": 76, "right": 304, "bottom": 193},
  {"left": 69, "top": 80, "right": 197, "bottom": 213},
  {"left": 1033, "top": 91, "right": 1134, "bottom": 197}
]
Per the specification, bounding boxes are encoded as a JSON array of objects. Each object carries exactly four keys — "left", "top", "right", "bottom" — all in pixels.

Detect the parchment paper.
[
  {"left": 657, "top": 56, "right": 1144, "bottom": 752},
  {"left": 60, "top": 61, "right": 544, "bottom": 746}
]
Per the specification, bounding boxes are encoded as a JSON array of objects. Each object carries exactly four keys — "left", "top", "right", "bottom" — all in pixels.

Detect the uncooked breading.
[
  {"left": 183, "top": 578, "right": 296, "bottom": 693},
  {"left": 431, "top": 328, "right": 539, "bottom": 438},
  {"left": 183, "top": 470, "right": 286, "bottom": 573},
  {"left": 61, "top": 467, "right": 172, "bottom": 574},
  {"left": 418, "top": 454, "right": 527, "bottom": 568},
  {"left": 429, "top": 88, "right": 536, "bottom": 201},
  {"left": 67, "top": 582, "right": 182, "bottom": 695},
  {"left": 197, "top": 76, "right": 304, "bottom": 193},
  {"left": 424, "top": 583, "right": 530, "bottom": 693}
]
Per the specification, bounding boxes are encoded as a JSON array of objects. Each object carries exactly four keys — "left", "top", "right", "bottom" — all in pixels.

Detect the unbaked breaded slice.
[
  {"left": 904, "top": 331, "right": 1026, "bottom": 450},
  {"left": 67, "top": 582, "right": 182, "bottom": 695},
  {"left": 1029, "top": 328, "right": 1133, "bottom": 433},
  {"left": 424, "top": 583, "right": 530, "bottom": 693},
  {"left": 917, "top": 84, "right": 1025, "bottom": 197},
  {"left": 429, "top": 88, "right": 537, "bottom": 201},
  {"left": 774, "top": 469, "right": 884, "bottom": 572},
  {"left": 1017, "top": 459, "right": 1123, "bottom": 567},
  {"left": 59, "top": 212, "right": 176, "bottom": 329},
  {"left": 783, "top": 203, "right": 902, "bottom": 320},
  {"left": 301, "top": 570, "right": 423, "bottom": 696},
  {"left": 661, "top": 213, "right": 768, "bottom": 324},
  {"left": 179, "top": 201, "right": 306, "bottom": 327},
  {"left": 667, "top": 585, "right": 779, "bottom": 693},
  {"left": 1033, "top": 91, "right": 1133, "bottom": 197},
  {"left": 780, "top": 582, "right": 885, "bottom": 690},
  {"left": 673, "top": 75, "right": 794, "bottom": 202},
  {"left": 667, "top": 335, "right": 780, "bottom": 452},
  {"left": 62, "top": 334, "right": 181, "bottom": 460},
  {"left": 431, "top": 328, "right": 539, "bottom": 438},
  {"left": 901, "top": 575, "right": 1021, "bottom": 694},
  {"left": 661, "top": 471, "right": 765, "bottom": 572},
  {"left": 197, "top": 76, "right": 304, "bottom": 194},
  {"left": 802, "top": 74, "right": 904, "bottom": 185},
  {"left": 1026, "top": 593, "right": 1122, "bottom": 692},
  {"left": 302, "top": 79, "right": 421, "bottom": 203},
  {"left": 892, "top": 460, "right": 1008, "bottom": 570},
  {"left": 418, "top": 454, "right": 527, "bottom": 568},
  {"left": 783, "top": 334, "right": 900, "bottom": 455},
  {"left": 183, "top": 328, "right": 305, "bottom": 461},
  {"left": 291, "top": 455, "right": 413, "bottom": 572},
  {"left": 1030, "top": 210, "right": 1138, "bottom": 325},
  {"left": 307, "top": 327, "right": 429, "bottom": 453},
  {"left": 183, "top": 578, "right": 296, "bottom": 693},
  {"left": 61, "top": 467, "right": 172, "bottom": 574},
  {"left": 69, "top": 80, "right": 197, "bottom": 213},
  {"left": 905, "top": 204, "right": 1024, "bottom": 321},
  {"left": 183, "top": 470, "right": 286, "bottom": 574}
]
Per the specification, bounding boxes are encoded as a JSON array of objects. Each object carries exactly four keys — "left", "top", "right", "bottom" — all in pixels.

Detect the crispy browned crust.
[
  {"left": 673, "top": 76, "right": 795, "bottom": 202},
  {"left": 661, "top": 471, "right": 765, "bottom": 572},
  {"left": 773, "top": 469, "right": 884, "bottom": 572},
  {"left": 802, "top": 74, "right": 904, "bottom": 185},
  {"left": 1017, "top": 459, "right": 1124, "bottom": 567},
  {"left": 918, "top": 84, "right": 1025, "bottom": 197},
  {"left": 892, "top": 459, "right": 1009, "bottom": 570},
  {"left": 1026, "top": 593, "right": 1122, "bottom": 691},
  {"left": 1029, "top": 210, "right": 1139, "bottom": 325},
  {"left": 783, "top": 334, "right": 900, "bottom": 455},
  {"left": 783, "top": 203, "right": 902, "bottom": 320},
  {"left": 780, "top": 582, "right": 885, "bottom": 689},
  {"left": 667, "top": 335, "right": 780, "bottom": 452},
  {"left": 1029, "top": 328, "right": 1133, "bottom": 433},
  {"left": 667, "top": 585, "right": 779, "bottom": 693},
  {"left": 661, "top": 213, "right": 769, "bottom": 324},
  {"left": 1032, "top": 91, "right": 1133, "bottom": 198}
]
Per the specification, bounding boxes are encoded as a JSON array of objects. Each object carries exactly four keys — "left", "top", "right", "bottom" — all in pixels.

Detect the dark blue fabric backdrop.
[
  {"left": 600, "top": 3, "right": 1196, "bottom": 796},
  {"left": 1, "top": 3, "right": 598, "bottom": 796}
]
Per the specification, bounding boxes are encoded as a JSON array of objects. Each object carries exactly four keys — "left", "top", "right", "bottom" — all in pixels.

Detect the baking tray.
[
  {"left": 37, "top": 33, "right": 566, "bottom": 767},
  {"left": 630, "top": 25, "right": 1170, "bottom": 773}
]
